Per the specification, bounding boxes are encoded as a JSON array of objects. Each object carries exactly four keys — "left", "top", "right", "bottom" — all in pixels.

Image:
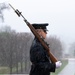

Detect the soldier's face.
[
  {"left": 41, "top": 30, "right": 47, "bottom": 39},
  {"left": 36, "top": 29, "right": 47, "bottom": 39}
]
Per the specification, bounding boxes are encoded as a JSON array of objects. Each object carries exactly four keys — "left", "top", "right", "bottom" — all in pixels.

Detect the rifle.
[{"left": 9, "top": 4, "right": 58, "bottom": 63}]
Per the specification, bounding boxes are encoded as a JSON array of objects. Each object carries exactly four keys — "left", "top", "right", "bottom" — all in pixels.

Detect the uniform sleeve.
[{"left": 30, "top": 44, "right": 56, "bottom": 72}]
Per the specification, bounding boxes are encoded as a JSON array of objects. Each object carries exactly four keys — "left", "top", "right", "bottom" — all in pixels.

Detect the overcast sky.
[{"left": 0, "top": 0, "right": 75, "bottom": 48}]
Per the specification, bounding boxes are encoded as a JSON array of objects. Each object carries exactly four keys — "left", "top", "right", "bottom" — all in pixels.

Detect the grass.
[
  {"left": 51, "top": 59, "right": 68, "bottom": 75},
  {"left": 0, "top": 59, "right": 68, "bottom": 74},
  {"left": 0, "top": 66, "right": 10, "bottom": 74},
  {"left": 0, "top": 62, "right": 25, "bottom": 74}
]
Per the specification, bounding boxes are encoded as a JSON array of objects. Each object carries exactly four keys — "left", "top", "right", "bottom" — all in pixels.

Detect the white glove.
[{"left": 55, "top": 61, "right": 62, "bottom": 68}]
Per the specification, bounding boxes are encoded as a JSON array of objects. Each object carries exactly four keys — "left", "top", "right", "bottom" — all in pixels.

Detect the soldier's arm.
[{"left": 30, "top": 44, "right": 56, "bottom": 72}]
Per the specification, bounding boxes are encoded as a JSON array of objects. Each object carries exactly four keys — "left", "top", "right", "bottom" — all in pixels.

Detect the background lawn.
[{"left": 0, "top": 59, "right": 68, "bottom": 74}]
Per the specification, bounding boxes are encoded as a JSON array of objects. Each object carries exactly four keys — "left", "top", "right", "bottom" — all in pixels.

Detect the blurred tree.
[
  {"left": 46, "top": 35, "right": 63, "bottom": 59},
  {"left": 0, "top": 2, "right": 9, "bottom": 22},
  {"left": 0, "top": 25, "right": 64, "bottom": 74},
  {"left": 69, "top": 42, "right": 75, "bottom": 57}
]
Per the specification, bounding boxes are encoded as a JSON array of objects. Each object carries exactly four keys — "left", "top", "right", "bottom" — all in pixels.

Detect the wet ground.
[{"left": 58, "top": 58, "right": 75, "bottom": 75}]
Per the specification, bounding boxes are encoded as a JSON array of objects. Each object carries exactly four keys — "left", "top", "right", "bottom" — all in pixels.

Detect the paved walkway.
[{"left": 58, "top": 58, "right": 75, "bottom": 75}]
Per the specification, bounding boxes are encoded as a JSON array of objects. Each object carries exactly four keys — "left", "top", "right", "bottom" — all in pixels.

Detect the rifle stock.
[{"left": 9, "top": 4, "right": 58, "bottom": 63}]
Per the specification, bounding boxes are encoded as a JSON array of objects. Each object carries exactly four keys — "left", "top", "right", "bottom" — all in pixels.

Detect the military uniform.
[
  {"left": 29, "top": 23, "right": 56, "bottom": 75},
  {"left": 29, "top": 38, "right": 56, "bottom": 75}
]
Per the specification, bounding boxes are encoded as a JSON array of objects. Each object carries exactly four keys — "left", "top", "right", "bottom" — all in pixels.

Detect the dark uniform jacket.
[{"left": 29, "top": 38, "right": 56, "bottom": 75}]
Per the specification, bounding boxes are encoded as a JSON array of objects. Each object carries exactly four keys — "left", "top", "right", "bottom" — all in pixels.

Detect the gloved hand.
[{"left": 55, "top": 61, "right": 62, "bottom": 68}]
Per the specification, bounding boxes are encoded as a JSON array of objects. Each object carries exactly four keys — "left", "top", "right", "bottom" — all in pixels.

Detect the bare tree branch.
[{"left": 0, "top": 2, "right": 9, "bottom": 22}]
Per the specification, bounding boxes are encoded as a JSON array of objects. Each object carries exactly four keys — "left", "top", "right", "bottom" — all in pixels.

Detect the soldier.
[{"left": 29, "top": 23, "right": 62, "bottom": 75}]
